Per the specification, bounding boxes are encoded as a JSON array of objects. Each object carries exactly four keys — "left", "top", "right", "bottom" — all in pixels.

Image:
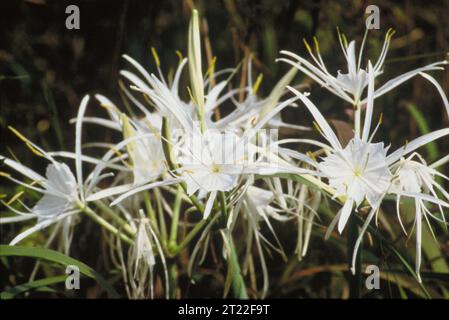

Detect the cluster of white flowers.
[{"left": 1, "top": 10, "right": 448, "bottom": 297}]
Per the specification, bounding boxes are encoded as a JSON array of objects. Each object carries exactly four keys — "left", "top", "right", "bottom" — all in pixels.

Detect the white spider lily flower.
[
  {"left": 278, "top": 29, "right": 449, "bottom": 114},
  {"left": 173, "top": 96, "right": 312, "bottom": 219},
  {"left": 129, "top": 134, "right": 165, "bottom": 184},
  {"left": 134, "top": 221, "right": 156, "bottom": 272},
  {"left": 349, "top": 143, "right": 449, "bottom": 280},
  {"left": 120, "top": 54, "right": 198, "bottom": 135},
  {"left": 0, "top": 96, "right": 114, "bottom": 247},
  {"left": 288, "top": 62, "right": 449, "bottom": 236},
  {"left": 392, "top": 153, "right": 449, "bottom": 228},
  {"left": 177, "top": 130, "right": 252, "bottom": 197},
  {"left": 175, "top": 130, "right": 254, "bottom": 219},
  {"left": 318, "top": 136, "right": 392, "bottom": 232},
  {"left": 121, "top": 53, "right": 241, "bottom": 135},
  {"left": 0, "top": 157, "right": 81, "bottom": 246},
  {"left": 128, "top": 212, "right": 168, "bottom": 299},
  {"left": 122, "top": 115, "right": 166, "bottom": 184},
  {"left": 287, "top": 65, "right": 391, "bottom": 233},
  {"left": 244, "top": 185, "right": 291, "bottom": 238},
  {"left": 32, "top": 162, "right": 80, "bottom": 221},
  {"left": 278, "top": 30, "right": 393, "bottom": 105},
  {"left": 390, "top": 153, "right": 449, "bottom": 282}
]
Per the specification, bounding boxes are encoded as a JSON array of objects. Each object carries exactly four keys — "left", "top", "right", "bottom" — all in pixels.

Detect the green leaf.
[
  {"left": 0, "top": 245, "right": 120, "bottom": 298},
  {"left": 1, "top": 275, "right": 67, "bottom": 299},
  {"left": 406, "top": 104, "right": 439, "bottom": 161}
]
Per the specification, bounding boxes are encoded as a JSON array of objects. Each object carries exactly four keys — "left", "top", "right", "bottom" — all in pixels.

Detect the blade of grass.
[
  {"left": 1, "top": 275, "right": 67, "bottom": 299},
  {"left": 406, "top": 103, "right": 438, "bottom": 161},
  {"left": 0, "top": 245, "right": 120, "bottom": 298}
]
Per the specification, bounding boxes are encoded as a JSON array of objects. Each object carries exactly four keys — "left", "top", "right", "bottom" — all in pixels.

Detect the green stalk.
[
  {"left": 169, "top": 185, "right": 183, "bottom": 249},
  {"left": 154, "top": 188, "right": 167, "bottom": 246},
  {"left": 94, "top": 200, "right": 135, "bottom": 236},
  {"left": 143, "top": 191, "right": 159, "bottom": 233},
  {"left": 219, "top": 191, "right": 248, "bottom": 299},
  {"left": 347, "top": 215, "right": 362, "bottom": 299},
  {"left": 228, "top": 238, "right": 249, "bottom": 299},
  {"left": 169, "top": 218, "right": 211, "bottom": 256},
  {"left": 168, "top": 263, "right": 178, "bottom": 299},
  {"left": 218, "top": 191, "right": 228, "bottom": 228},
  {"left": 79, "top": 203, "right": 134, "bottom": 245}
]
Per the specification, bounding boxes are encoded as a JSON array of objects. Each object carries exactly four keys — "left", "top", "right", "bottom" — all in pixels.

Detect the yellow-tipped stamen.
[
  {"left": 0, "top": 171, "right": 11, "bottom": 178},
  {"left": 186, "top": 86, "right": 197, "bottom": 107},
  {"left": 175, "top": 50, "right": 184, "bottom": 63},
  {"left": 112, "top": 146, "right": 130, "bottom": 169},
  {"left": 386, "top": 28, "right": 396, "bottom": 41},
  {"left": 336, "top": 26, "right": 348, "bottom": 49},
  {"left": 206, "top": 56, "right": 217, "bottom": 79},
  {"left": 306, "top": 151, "right": 317, "bottom": 163},
  {"left": 252, "top": 73, "right": 263, "bottom": 95},
  {"left": 303, "top": 38, "right": 312, "bottom": 53},
  {"left": 151, "top": 47, "right": 161, "bottom": 69},
  {"left": 7, "top": 191, "right": 24, "bottom": 206},
  {"left": 313, "top": 36, "right": 320, "bottom": 54},
  {"left": 341, "top": 33, "right": 348, "bottom": 49},
  {"left": 121, "top": 114, "right": 136, "bottom": 168},
  {"left": 312, "top": 121, "right": 324, "bottom": 137},
  {"left": 8, "top": 126, "right": 44, "bottom": 157},
  {"left": 142, "top": 93, "right": 155, "bottom": 108},
  {"left": 5, "top": 179, "right": 41, "bottom": 206}
]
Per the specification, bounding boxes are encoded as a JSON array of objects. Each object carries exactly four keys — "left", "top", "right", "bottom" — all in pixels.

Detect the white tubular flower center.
[{"left": 318, "top": 137, "right": 391, "bottom": 207}]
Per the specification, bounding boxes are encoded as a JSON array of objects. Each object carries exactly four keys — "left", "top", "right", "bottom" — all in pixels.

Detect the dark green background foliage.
[{"left": 0, "top": 0, "right": 448, "bottom": 298}]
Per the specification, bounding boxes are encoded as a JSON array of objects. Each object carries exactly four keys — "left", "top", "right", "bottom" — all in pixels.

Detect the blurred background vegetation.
[{"left": 1, "top": 0, "right": 448, "bottom": 298}]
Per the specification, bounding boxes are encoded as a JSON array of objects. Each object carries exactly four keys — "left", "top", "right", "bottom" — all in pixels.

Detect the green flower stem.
[
  {"left": 79, "top": 204, "right": 134, "bottom": 245},
  {"left": 169, "top": 185, "right": 183, "bottom": 249},
  {"left": 143, "top": 191, "right": 159, "bottom": 233},
  {"left": 219, "top": 191, "right": 248, "bottom": 299},
  {"left": 218, "top": 191, "right": 228, "bottom": 228},
  {"left": 154, "top": 188, "right": 167, "bottom": 246},
  {"left": 183, "top": 184, "right": 205, "bottom": 212},
  {"left": 94, "top": 200, "right": 135, "bottom": 236},
  {"left": 168, "top": 263, "right": 178, "bottom": 299},
  {"left": 228, "top": 238, "right": 249, "bottom": 299},
  {"left": 347, "top": 215, "right": 362, "bottom": 299},
  {"left": 169, "top": 216, "right": 215, "bottom": 256}
]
